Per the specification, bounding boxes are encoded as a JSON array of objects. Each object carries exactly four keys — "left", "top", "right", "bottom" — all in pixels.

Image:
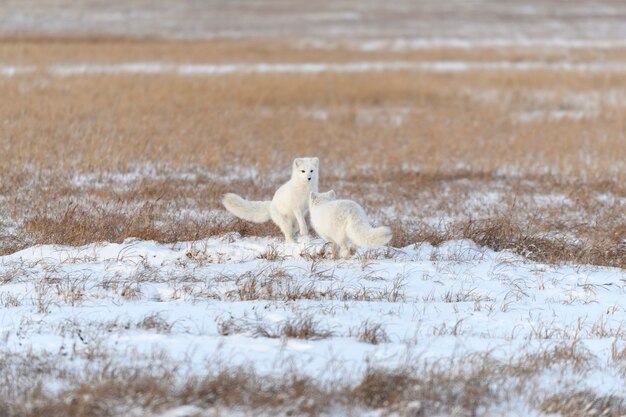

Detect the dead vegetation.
[
  {"left": 4, "top": 168, "right": 622, "bottom": 267},
  {"left": 0, "top": 38, "right": 623, "bottom": 267},
  {"left": 0, "top": 342, "right": 611, "bottom": 417},
  {"left": 353, "top": 320, "right": 390, "bottom": 345},
  {"left": 219, "top": 314, "right": 333, "bottom": 340},
  {"left": 1, "top": 2, "right": 625, "bottom": 415},
  {"left": 541, "top": 391, "right": 626, "bottom": 417}
]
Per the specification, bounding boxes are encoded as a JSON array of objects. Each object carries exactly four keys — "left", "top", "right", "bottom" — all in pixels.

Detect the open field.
[
  {"left": 1, "top": 39, "right": 624, "bottom": 267},
  {"left": 1, "top": 1, "right": 626, "bottom": 415},
  {"left": 1, "top": 238, "right": 625, "bottom": 417}
]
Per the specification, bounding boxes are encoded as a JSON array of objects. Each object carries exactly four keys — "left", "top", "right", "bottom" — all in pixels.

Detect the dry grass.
[
  {"left": 219, "top": 314, "right": 333, "bottom": 340},
  {"left": 1, "top": 342, "right": 609, "bottom": 417},
  {"left": 135, "top": 313, "right": 174, "bottom": 333},
  {"left": 2, "top": 4, "right": 626, "bottom": 415},
  {"left": 353, "top": 320, "right": 390, "bottom": 345},
  {"left": 0, "top": 39, "right": 624, "bottom": 269},
  {"left": 4, "top": 36, "right": 626, "bottom": 65},
  {"left": 541, "top": 391, "right": 626, "bottom": 417},
  {"left": 278, "top": 315, "right": 334, "bottom": 340},
  {"left": 1, "top": 50, "right": 625, "bottom": 177}
]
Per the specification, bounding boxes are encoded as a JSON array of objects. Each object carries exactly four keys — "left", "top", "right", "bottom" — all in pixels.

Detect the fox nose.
[{"left": 308, "top": 177, "right": 311, "bottom": 181}]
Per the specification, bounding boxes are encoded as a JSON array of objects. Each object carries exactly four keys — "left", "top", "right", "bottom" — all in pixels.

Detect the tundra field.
[{"left": 1, "top": 2, "right": 626, "bottom": 416}]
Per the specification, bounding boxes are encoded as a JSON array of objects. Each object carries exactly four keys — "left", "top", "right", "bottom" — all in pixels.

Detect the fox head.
[
  {"left": 309, "top": 190, "right": 336, "bottom": 206},
  {"left": 292, "top": 157, "right": 319, "bottom": 189}
]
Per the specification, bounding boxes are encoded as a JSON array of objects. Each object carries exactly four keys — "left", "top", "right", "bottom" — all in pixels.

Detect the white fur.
[
  {"left": 309, "top": 190, "right": 392, "bottom": 259},
  {"left": 222, "top": 157, "right": 319, "bottom": 243}
]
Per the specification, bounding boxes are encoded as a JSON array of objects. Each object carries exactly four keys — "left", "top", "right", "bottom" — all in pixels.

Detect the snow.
[
  {"left": 514, "top": 109, "right": 590, "bottom": 123},
  {"left": 0, "top": 65, "right": 35, "bottom": 76},
  {"left": 298, "top": 37, "right": 626, "bottom": 51},
  {"left": 1, "top": 236, "right": 625, "bottom": 404},
  {"left": 3, "top": 0, "right": 626, "bottom": 41},
  {"left": 3, "top": 60, "right": 626, "bottom": 77}
]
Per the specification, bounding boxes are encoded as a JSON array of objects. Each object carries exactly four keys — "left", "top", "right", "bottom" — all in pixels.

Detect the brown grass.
[
  {"left": 278, "top": 315, "right": 334, "bottom": 340},
  {"left": 2, "top": 343, "right": 609, "bottom": 417},
  {"left": 541, "top": 391, "right": 626, "bottom": 417},
  {"left": 0, "top": 39, "right": 624, "bottom": 269},
  {"left": 354, "top": 320, "right": 390, "bottom": 345},
  {"left": 4, "top": 36, "right": 626, "bottom": 65},
  {"left": 1, "top": 60, "right": 625, "bottom": 177},
  {"left": 219, "top": 314, "right": 333, "bottom": 340},
  {"left": 2, "top": 6, "right": 625, "bottom": 416}
]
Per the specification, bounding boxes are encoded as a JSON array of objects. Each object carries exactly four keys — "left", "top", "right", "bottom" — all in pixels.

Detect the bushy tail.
[
  {"left": 222, "top": 193, "right": 271, "bottom": 223},
  {"left": 347, "top": 220, "right": 392, "bottom": 248}
]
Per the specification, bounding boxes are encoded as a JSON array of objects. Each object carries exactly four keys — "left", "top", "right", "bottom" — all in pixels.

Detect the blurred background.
[{"left": 2, "top": 0, "right": 626, "bottom": 40}]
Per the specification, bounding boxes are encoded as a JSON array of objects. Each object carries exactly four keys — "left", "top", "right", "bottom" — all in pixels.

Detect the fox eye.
[
  {"left": 301, "top": 170, "right": 305, "bottom": 173},
  {"left": 310, "top": 170, "right": 314, "bottom": 173}
]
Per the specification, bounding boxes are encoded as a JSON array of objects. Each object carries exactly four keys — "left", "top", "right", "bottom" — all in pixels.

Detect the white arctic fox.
[
  {"left": 309, "top": 190, "right": 392, "bottom": 259},
  {"left": 222, "top": 157, "right": 319, "bottom": 244}
]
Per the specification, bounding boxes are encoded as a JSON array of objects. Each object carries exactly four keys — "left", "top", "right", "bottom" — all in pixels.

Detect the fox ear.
[
  {"left": 312, "top": 157, "right": 319, "bottom": 166},
  {"left": 329, "top": 190, "right": 336, "bottom": 198},
  {"left": 294, "top": 158, "right": 302, "bottom": 168}
]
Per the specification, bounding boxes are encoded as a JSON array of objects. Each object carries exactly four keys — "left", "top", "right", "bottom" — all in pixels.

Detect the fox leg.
[
  {"left": 279, "top": 218, "right": 296, "bottom": 244},
  {"left": 349, "top": 242, "right": 357, "bottom": 255},
  {"left": 293, "top": 210, "right": 308, "bottom": 238},
  {"left": 270, "top": 207, "right": 295, "bottom": 244},
  {"left": 341, "top": 240, "right": 351, "bottom": 260},
  {"left": 316, "top": 233, "right": 336, "bottom": 258}
]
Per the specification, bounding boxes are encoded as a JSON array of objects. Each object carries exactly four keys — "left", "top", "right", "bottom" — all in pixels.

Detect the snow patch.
[{"left": 4, "top": 60, "right": 626, "bottom": 77}]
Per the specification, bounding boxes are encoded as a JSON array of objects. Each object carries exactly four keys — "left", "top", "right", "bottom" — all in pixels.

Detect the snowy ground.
[
  {"left": 1, "top": 235, "right": 625, "bottom": 414},
  {"left": 2, "top": 0, "right": 626, "bottom": 41},
  {"left": 1, "top": 1, "right": 625, "bottom": 412},
  {"left": 3, "top": 60, "right": 626, "bottom": 77}
]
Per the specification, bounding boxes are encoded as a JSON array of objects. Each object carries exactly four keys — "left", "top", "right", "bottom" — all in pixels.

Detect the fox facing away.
[
  {"left": 309, "top": 190, "right": 392, "bottom": 259},
  {"left": 222, "top": 157, "right": 319, "bottom": 244}
]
